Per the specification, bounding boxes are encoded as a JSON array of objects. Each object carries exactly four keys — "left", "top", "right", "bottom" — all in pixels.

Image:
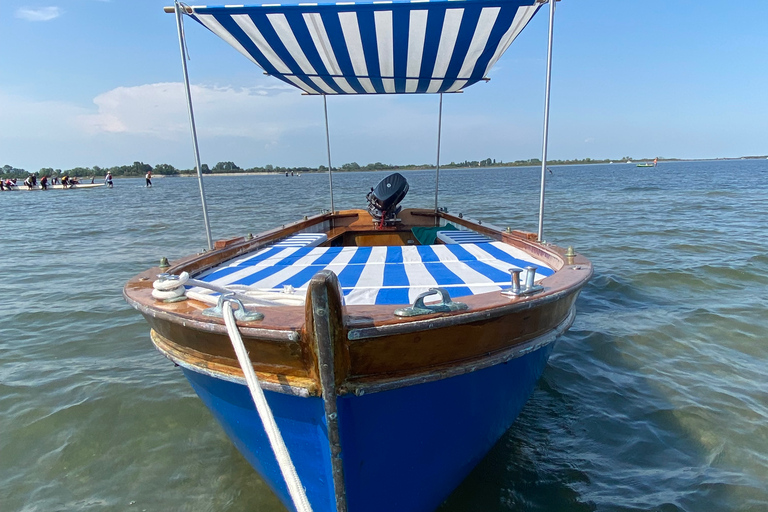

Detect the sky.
[{"left": 1, "top": 0, "right": 767, "bottom": 172}]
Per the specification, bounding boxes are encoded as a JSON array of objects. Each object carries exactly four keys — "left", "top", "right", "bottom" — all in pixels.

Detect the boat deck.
[{"left": 192, "top": 240, "right": 554, "bottom": 306}]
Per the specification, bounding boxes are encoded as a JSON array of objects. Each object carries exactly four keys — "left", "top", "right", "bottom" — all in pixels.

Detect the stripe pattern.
[
  {"left": 436, "top": 229, "right": 493, "bottom": 244},
  {"left": 193, "top": 241, "right": 553, "bottom": 305},
  {"left": 187, "top": 0, "right": 541, "bottom": 94},
  {"left": 274, "top": 232, "right": 328, "bottom": 247}
]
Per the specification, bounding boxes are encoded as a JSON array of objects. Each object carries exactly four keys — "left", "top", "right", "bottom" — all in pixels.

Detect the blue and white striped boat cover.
[
  {"left": 273, "top": 232, "right": 328, "bottom": 247},
  {"left": 436, "top": 229, "right": 493, "bottom": 244},
  {"left": 185, "top": 0, "right": 541, "bottom": 95},
  {"left": 194, "top": 241, "right": 553, "bottom": 305}
]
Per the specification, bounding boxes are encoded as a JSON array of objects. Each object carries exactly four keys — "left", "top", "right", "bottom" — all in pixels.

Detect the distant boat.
[
  {"left": 14, "top": 183, "right": 105, "bottom": 191},
  {"left": 637, "top": 158, "right": 658, "bottom": 168}
]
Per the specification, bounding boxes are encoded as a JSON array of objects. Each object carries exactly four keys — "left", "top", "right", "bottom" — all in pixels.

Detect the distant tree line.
[
  {"left": 1, "top": 160, "right": 429, "bottom": 179},
  {"left": 4, "top": 155, "right": 762, "bottom": 180}
]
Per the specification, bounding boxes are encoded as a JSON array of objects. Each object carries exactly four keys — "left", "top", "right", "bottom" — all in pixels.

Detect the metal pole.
[
  {"left": 537, "top": 0, "right": 556, "bottom": 242},
  {"left": 175, "top": 1, "right": 213, "bottom": 250},
  {"left": 434, "top": 93, "right": 443, "bottom": 217},
  {"left": 324, "top": 95, "right": 335, "bottom": 214}
]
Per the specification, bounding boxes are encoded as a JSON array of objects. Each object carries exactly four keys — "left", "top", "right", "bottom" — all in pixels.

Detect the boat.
[
  {"left": 124, "top": 1, "right": 592, "bottom": 511},
  {"left": 15, "top": 183, "right": 105, "bottom": 191},
  {"left": 637, "top": 158, "right": 658, "bottom": 168}
]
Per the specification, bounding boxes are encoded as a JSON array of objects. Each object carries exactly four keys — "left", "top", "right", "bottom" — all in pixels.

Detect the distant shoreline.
[
  {"left": 148, "top": 156, "right": 768, "bottom": 178},
  {"left": 3, "top": 155, "right": 766, "bottom": 180}
]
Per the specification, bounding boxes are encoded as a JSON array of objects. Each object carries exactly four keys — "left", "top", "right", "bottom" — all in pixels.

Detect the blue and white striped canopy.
[
  {"left": 193, "top": 242, "right": 553, "bottom": 305},
  {"left": 185, "top": 0, "right": 542, "bottom": 94}
]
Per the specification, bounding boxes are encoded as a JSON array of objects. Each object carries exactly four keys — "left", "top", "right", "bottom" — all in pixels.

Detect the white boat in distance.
[{"left": 11, "top": 183, "right": 106, "bottom": 191}]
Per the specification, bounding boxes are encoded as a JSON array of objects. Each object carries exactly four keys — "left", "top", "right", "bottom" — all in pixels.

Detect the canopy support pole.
[
  {"left": 434, "top": 93, "right": 444, "bottom": 222},
  {"left": 537, "top": 0, "right": 556, "bottom": 242},
  {"left": 174, "top": 0, "right": 213, "bottom": 251},
  {"left": 324, "top": 95, "right": 335, "bottom": 215}
]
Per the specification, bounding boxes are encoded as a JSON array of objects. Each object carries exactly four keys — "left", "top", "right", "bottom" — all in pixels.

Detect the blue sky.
[{"left": 1, "top": 1, "right": 767, "bottom": 172}]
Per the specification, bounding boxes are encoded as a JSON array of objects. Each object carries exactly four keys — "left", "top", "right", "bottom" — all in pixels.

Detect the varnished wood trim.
[
  {"left": 347, "top": 277, "right": 586, "bottom": 340},
  {"left": 214, "top": 236, "right": 245, "bottom": 249},
  {"left": 150, "top": 329, "right": 317, "bottom": 396},
  {"left": 125, "top": 289, "right": 301, "bottom": 342},
  {"left": 339, "top": 306, "right": 575, "bottom": 396}
]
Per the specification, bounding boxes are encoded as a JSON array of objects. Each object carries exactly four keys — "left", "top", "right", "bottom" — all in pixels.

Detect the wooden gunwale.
[
  {"left": 346, "top": 266, "right": 587, "bottom": 339},
  {"left": 150, "top": 329, "right": 317, "bottom": 396},
  {"left": 124, "top": 208, "right": 593, "bottom": 396},
  {"left": 148, "top": 305, "right": 577, "bottom": 397},
  {"left": 339, "top": 306, "right": 577, "bottom": 395}
]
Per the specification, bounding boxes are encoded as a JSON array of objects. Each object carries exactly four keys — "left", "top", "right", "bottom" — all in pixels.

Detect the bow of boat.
[{"left": 124, "top": 208, "right": 592, "bottom": 395}]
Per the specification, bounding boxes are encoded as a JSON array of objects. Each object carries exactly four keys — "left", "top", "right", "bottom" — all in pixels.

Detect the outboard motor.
[{"left": 366, "top": 172, "right": 409, "bottom": 227}]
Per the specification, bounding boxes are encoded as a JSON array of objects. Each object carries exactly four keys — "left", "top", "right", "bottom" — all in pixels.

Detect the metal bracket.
[
  {"left": 394, "top": 288, "right": 468, "bottom": 317},
  {"left": 202, "top": 293, "right": 264, "bottom": 322},
  {"left": 156, "top": 272, "right": 179, "bottom": 283}
]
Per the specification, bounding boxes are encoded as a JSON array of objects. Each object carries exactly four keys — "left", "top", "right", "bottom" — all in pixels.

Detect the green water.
[{"left": 1, "top": 161, "right": 766, "bottom": 511}]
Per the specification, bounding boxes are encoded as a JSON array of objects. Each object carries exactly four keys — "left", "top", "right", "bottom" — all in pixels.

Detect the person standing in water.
[
  {"left": 145, "top": 170, "right": 152, "bottom": 187},
  {"left": 105, "top": 172, "right": 113, "bottom": 188}
]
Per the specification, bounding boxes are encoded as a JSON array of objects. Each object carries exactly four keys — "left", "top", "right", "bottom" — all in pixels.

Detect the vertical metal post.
[
  {"left": 324, "top": 95, "right": 335, "bottom": 214},
  {"left": 537, "top": 0, "right": 556, "bottom": 242},
  {"left": 175, "top": 1, "right": 213, "bottom": 251},
  {"left": 434, "top": 93, "right": 444, "bottom": 218}
]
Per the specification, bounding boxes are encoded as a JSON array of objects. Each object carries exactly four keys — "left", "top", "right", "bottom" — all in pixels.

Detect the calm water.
[{"left": 1, "top": 161, "right": 766, "bottom": 512}]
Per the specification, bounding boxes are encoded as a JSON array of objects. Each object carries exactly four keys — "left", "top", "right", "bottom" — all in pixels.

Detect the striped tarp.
[
  {"left": 436, "top": 229, "right": 493, "bottom": 244},
  {"left": 186, "top": 0, "right": 541, "bottom": 94},
  {"left": 194, "top": 241, "right": 553, "bottom": 305},
  {"left": 274, "top": 232, "right": 328, "bottom": 247}
]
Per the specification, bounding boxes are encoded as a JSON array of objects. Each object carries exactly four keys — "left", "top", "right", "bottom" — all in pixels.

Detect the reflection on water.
[{"left": 1, "top": 160, "right": 766, "bottom": 511}]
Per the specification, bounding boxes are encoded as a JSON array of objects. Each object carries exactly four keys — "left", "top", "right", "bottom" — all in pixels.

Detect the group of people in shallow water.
[
  {"left": 0, "top": 175, "right": 80, "bottom": 190},
  {"left": 0, "top": 172, "right": 120, "bottom": 190}
]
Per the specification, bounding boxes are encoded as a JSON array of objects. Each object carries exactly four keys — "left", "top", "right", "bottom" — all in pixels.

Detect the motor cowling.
[{"left": 366, "top": 173, "right": 409, "bottom": 226}]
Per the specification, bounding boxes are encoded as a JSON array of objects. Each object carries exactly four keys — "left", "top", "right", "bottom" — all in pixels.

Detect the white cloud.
[
  {"left": 1, "top": 83, "right": 338, "bottom": 170},
  {"left": 15, "top": 7, "right": 62, "bottom": 22},
  {"left": 0, "top": 81, "right": 548, "bottom": 171},
  {"left": 79, "top": 82, "right": 319, "bottom": 142}
]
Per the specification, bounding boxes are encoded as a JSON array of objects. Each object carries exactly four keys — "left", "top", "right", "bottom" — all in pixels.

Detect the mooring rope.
[
  {"left": 152, "top": 272, "right": 304, "bottom": 306},
  {"left": 221, "top": 299, "right": 313, "bottom": 512}
]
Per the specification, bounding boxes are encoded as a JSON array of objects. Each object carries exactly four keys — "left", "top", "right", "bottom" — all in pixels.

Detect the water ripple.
[{"left": 2, "top": 160, "right": 767, "bottom": 511}]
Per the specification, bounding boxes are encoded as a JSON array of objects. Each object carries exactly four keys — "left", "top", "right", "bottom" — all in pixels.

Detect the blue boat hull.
[{"left": 183, "top": 339, "right": 555, "bottom": 512}]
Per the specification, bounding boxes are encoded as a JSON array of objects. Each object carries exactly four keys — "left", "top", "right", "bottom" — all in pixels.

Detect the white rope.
[
  {"left": 152, "top": 271, "right": 305, "bottom": 306},
  {"left": 222, "top": 301, "right": 313, "bottom": 512}
]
